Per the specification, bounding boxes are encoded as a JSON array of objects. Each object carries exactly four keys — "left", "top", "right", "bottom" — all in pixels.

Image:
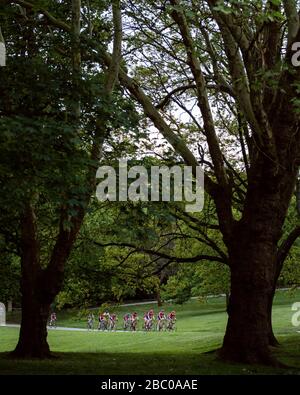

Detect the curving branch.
[
  {"left": 155, "top": 84, "right": 196, "bottom": 110},
  {"left": 277, "top": 225, "right": 300, "bottom": 267},
  {"left": 92, "top": 239, "right": 228, "bottom": 265}
]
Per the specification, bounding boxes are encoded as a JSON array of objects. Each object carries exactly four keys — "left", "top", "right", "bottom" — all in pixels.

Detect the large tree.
[
  {"left": 0, "top": 0, "right": 127, "bottom": 357},
  {"left": 101, "top": 0, "right": 300, "bottom": 365}
]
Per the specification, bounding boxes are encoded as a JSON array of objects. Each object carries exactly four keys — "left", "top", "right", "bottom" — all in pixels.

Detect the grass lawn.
[{"left": 1, "top": 289, "right": 300, "bottom": 375}]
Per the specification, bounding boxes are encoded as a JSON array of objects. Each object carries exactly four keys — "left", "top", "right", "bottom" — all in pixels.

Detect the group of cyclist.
[
  {"left": 48, "top": 308, "right": 177, "bottom": 332},
  {"left": 93, "top": 311, "right": 118, "bottom": 331},
  {"left": 90, "top": 308, "right": 176, "bottom": 332},
  {"left": 143, "top": 308, "right": 176, "bottom": 331}
]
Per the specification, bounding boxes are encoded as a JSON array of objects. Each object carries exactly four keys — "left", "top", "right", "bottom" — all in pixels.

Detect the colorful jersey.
[
  {"left": 144, "top": 312, "right": 153, "bottom": 320},
  {"left": 157, "top": 311, "right": 165, "bottom": 320},
  {"left": 150, "top": 310, "right": 155, "bottom": 318}
]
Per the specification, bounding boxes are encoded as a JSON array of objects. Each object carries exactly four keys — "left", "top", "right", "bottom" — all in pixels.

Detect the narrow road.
[{"left": 3, "top": 324, "right": 153, "bottom": 333}]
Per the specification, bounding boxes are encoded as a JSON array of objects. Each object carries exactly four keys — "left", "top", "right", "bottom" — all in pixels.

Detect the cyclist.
[
  {"left": 131, "top": 312, "right": 138, "bottom": 331},
  {"left": 123, "top": 313, "right": 131, "bottom": 330},
  {"left": 157, "top": 309, "right": 166, "bottom": 331},
  {"left": 103, "top": 310, "right": 110, "bottom": 319},
  {"left": 87, "top": 312, "right": 95, "bottom": 330},
  {"left": 49, "top": 312, "right": 57, "bottom": 328},
  {"left": 167, "top": 310, "right": 176, "bottom": 331},
  {"left": 168, "top": 310, "right": 176, "bottom": 320},
  {"left": 144, "top": 309, "right": 154, "bottom": 331},
  {"left": 98, "top": 312, "right": 107, "bottom": 330},
  {"left": 109, "top": 313, "right": 118, "bottom": 331}
]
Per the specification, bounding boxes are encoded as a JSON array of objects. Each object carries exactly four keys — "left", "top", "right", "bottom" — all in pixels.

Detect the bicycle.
[{"left": 49, "top": 318, "right": 57, "bottom": 329}]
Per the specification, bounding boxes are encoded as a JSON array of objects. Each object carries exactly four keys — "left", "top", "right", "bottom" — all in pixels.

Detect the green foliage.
[
  {"left": 0, "top": 1, "right": 140, "bottom": 282},
  {"left": 162, "top": 262, "right": 230, "bottom": 304},
  {"left": 193, "top": 262, "right": 230, "bottom": 297},
  {"left": 279, "top": 243, "right": 300, "bottom": 287},
  {"left": 161, "top": 274, "right": 193, "bottom": 304}
]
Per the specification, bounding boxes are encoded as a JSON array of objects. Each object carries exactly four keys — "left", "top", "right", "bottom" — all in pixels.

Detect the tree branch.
[
  {"left": 277, "top": 225, "right": 300, "bottom": 267},
  {"left": 170, "top": 0, "right": 229, "bottom": 191},
  {"left": 104, "top": 0, "right": 122, "bottom": 93},
  {"left": 155, "top": 84, "right": 196, "bottom": 110},
  {"left": 207, "top": 0, "right": 278, "bottom": 164},
  {"left": 92, "top": 239, "right": 227, "bottom": 265}
]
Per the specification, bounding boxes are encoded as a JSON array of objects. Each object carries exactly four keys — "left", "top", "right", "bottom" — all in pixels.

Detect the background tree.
[{"left": 0, "top": 0, "right": 131, "bottom": 357}]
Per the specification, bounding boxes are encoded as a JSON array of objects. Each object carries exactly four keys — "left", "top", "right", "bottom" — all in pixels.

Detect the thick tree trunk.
[
  {"left": 11, "top": 204, "right": 52, "bottom": 358},
  {"left": 219, "top": 246, "right": 278, "bottom": 365},
  {"left": 12, "top": 295, "right": 51, "bottom": 358},
  {"left": 12, "top": 217, "right": 80, "bottom": 359},
  {"left": 219, "top": 204, "right": 294, "bottom": 365},
  {"left": 218, "top": 151, "right": 298, "bottom": 366}
]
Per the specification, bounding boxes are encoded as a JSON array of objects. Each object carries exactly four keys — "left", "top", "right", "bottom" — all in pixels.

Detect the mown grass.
[{"left": 1, "top": 289, "right": 300, "bottom": 375}]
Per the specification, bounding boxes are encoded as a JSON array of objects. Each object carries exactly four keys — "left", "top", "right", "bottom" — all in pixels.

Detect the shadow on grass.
[{"left": 1, "top": 347, "right": 300, "bottom": 375}]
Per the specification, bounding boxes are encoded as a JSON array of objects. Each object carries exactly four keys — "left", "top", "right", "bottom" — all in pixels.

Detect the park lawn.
[
  {"left": 1, "top": 328, "right": 300, "bottom": 375},
  {"left": 1, "top": 289, "right": 300, "bottom": 374}
]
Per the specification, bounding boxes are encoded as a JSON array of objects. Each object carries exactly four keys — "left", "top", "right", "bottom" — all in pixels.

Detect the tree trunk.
[
  {"left": 12, "top": 295, "right": 51, "bottom": 358},
  {"left": 219, "top": 213, "right": 282, "bottom": 365},
  {"left": 11, "top": 204, "right": 52, "bottom": 358},
  {"left": 218, "top": 151, "right": 298, "bottom": 365},
  {"left": 220, "top": 248, "right": 278, "bottom": 365},
  {"left": 157, "top": 288, "right": 162, "bottom": 307}
]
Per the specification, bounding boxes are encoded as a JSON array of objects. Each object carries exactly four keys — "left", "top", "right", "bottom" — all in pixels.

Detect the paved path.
[
  {"left": 4, "top": 324, "right": 148, "bottom": 333},
  {"left": 3, "top": 324, "right": 300, "bottom": 335}
]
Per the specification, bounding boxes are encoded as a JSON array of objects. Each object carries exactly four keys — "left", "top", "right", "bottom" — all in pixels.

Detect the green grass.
[{"left": 1, "top": 289, "right": 300, "bottom": 375}]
